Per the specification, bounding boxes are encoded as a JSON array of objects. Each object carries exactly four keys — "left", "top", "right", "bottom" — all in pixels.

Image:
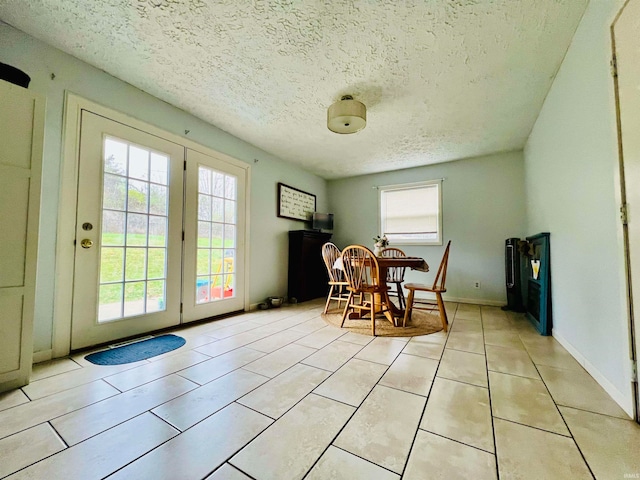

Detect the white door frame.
[
  {"left": 611, "top": 0, "right": 640, "bottom": 422},
  {"left": 53, "top": 93, "right": 251, "bottom": 357}
]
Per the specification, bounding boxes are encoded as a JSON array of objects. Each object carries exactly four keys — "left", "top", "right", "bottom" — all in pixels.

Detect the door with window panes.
[
  {"left": 182, "top": 148, "right": 246, "bottom": 322},
  {"left": 71, "top": 111, "right": 246, "bottom": 349}
]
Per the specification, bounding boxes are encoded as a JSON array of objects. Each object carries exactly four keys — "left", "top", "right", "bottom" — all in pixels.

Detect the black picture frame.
[{"left": 277, "top": 183, "right": 316, "bottom": 221}]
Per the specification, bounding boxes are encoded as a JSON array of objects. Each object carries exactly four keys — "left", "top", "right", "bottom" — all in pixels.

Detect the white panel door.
[
  {"left": 182, "top": 148, "right": 247, "bottom": 322},
  {"left": 71, "top": 111, "right": 185, "bottom": 349},
  {"left": 0, "top": 81, "right": 44, "bottom": 392}
]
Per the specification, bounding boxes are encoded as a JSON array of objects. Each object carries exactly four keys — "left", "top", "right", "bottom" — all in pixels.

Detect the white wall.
[
  {"left": 328, "top": 151, "right": 526, "bottom": 305},
  {"left": 524, "top": 0, "right": 632, "bottom": 412},
  {"left": 0, "top": 22, "right": 327, "bottom": 354}
]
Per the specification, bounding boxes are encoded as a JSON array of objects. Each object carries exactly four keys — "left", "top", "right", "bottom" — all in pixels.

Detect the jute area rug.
[{"left": 321, "top": 308, "right": 443, "bottom": 338}]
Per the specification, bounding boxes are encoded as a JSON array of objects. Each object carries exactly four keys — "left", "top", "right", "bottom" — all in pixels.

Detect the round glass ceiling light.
[{"left": 327, "top": 95, "right": 366, "bottom": 134}]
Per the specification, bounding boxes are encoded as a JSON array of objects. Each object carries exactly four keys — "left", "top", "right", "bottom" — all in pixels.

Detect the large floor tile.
[
  {"left": 6, "top": 413, "right": 177, "bottom": 480},
  {"left": 483, "top": 330, "right": 525, "bottom": 350},
  {"left": 338, "top": 331, "right": 375, "bottom": 346},
  {"left": 30, "top": 358, "right": 81, "bottom": 381},
  {"left": 560, "top": 406, "right": 640, "bottom": 479},
  {"left": 0, "top": 423, "right": 66, "bottom": 478},
  {"left": 195, "top": 330, "right": 272, "bottom": 358},
  {"left": 242, "top": 343, "right": 316, "bottom": 378},
  {"left": 494, "top": 418, "right": 592, "bottom": 479},
  {"left": 446, "top": 330, "right": 485, "bottom": 354},
  {"left": 51, "top": 374, "right": 197, "bottom": 445},
  {"left": 22, "top": 362, "right": 143, "bottom": 400},
  {"left": 152, "top": 369, "right": 268, "bottom": 431},
  {"left": 295, "top": 326, "right": 347, "bottom": 349},
  {"left": 313, "top": 358, "right": 387, "bottom": 406},
  {"left": 379, "top": 353, "right": 438, "bottom": 396},
  {"left": 538, "top": 364, "right": 629, "bottom": 418},
  {"left": 354, "top": 337, "right": 406, "bottom": 365},
  {"left": 482, "top": 316, "right": 516, "bottom": 332},
  {"left": 178, "top": 347, "right": 265, "bottom": 385},
  {"left": 489, "top": 371, "right": 569, "bottom": 436},
  {"left": 437, "top": 348, "right": 488, "bottom": 387},
  {"left": 0, "top": 380, "right": 119, "bottom": 439},
  {"left": 205, "top": 320, "right": 262, "bottom": 339},
  {"left": 306, "top": 446, "right": 400, "bottom": 480},
  {"left": 401, "top": 337, "right": 444, "bottom": 359},
  {"left": 289, "top": 316, "right": 327, "bottom": 334},
  {"left": 205, "top": 463, "right": 253, "bottom": 480},
  {"left": 0, "top": 389, "right": 29, "bottom": 412},
  {"left": 485, "top": 344, "right": 540, "bottom": 379},
  {"left": 103, "top": 350, "right": 210, "bottom": 391},
  {"left": 238, "top": 363, "right": 331, "bottom": 418},
  {"left": 334, "top": 385, "right": 426, "bottom": 474},
  {"left": 421, "top": 377, "right": 494, "bottom": 453},
  {"left": 230, "top": 393, "right": 354, "bottom": 480},
  {"left": 301, "top": 340, "right": 363, "bottom": 371},
  {"left": 523, "top": 342, "right": 583, "bottom": 371},
  {"left": 246, "top": 329, "right": 308, "bottom": 353},
  {"left": 451, "top": 318, "right": 483, "bottom": 333},
  {"left": 404, "top": 430, "right": 497, "bottom": 480},
  {"left": 109, "top": 403, "right": 272, "bottom": 480}
]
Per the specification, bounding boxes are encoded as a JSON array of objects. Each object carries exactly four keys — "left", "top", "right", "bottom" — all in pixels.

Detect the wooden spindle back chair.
[
  {"left": 380, "top": 247, "right": 407, "bottom": 310},
  {"left": 403, "top": 241, "right": 451, "bottom": 331},
  {"left": 321, "top": 242, "right": 349, "bottom": 314},
  {"left": 340, "top": 245, "right": 391, "bottom": 336}
]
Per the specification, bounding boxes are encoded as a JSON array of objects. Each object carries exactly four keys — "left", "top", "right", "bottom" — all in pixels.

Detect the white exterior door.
[
  {"left": 71, "top": 111, "right": 185, "bottom": 349},
  {"left": 182, "top": 148, "right": 247, "bottom": 322}
]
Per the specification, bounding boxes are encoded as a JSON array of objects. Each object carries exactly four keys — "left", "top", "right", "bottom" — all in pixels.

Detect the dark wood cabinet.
[{"left": 288, "top": 230, "right": 332, "bottom": 303}]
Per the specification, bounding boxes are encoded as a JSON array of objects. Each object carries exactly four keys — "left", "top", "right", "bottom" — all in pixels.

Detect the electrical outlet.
[{"left": 473, "top": 281, "right": 481, "bottom": 289}]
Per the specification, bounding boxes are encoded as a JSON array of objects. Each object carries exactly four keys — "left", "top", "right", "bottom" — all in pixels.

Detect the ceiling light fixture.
[{"left": 327, "top": 95, "right": 366, "bottom": 134}]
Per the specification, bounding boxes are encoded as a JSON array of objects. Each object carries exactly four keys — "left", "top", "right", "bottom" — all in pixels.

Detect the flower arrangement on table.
[{"left": 373, "top": 235, "right": 389, "bottom": 255}]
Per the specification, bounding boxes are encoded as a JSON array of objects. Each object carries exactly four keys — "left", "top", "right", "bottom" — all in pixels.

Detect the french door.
[
  {"left": 71, "top": 111, "right": 246, "bottom": 349},
  {"left": 182, "top": 148, "right": 246, "bottom": 322}
]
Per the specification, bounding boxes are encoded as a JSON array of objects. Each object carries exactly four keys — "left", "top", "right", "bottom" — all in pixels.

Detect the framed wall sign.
[{"left": 278, "top": 182, "right": 316, "bottom": 221}]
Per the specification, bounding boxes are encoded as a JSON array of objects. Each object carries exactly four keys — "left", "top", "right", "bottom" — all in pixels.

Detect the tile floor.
[{"left": 1, "top": 300, "right": 640, "bottom": 479}]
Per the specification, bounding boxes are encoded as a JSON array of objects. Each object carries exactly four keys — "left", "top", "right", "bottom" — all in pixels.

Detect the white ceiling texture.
[{"left": 0, "top": 0, "right": 588, "bottom": 179}]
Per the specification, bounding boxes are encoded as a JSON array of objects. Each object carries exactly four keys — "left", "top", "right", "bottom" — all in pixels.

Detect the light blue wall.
[
  {"left": 524, "top": 0, "right": 631, "bottom": 407},
  {"left": 328, "top": 151, "right": 526, "bottom": 305},
  {"left": 0, "top": 22, "right": 327, "bottom": 354}
]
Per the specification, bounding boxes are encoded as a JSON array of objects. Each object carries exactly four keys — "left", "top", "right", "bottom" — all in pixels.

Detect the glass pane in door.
[
  {"left": 98, "top": 136, "right": 169, "bottom": 322},
  {"left": 196, "top": 165, "right": 237, "bottom": 304}
]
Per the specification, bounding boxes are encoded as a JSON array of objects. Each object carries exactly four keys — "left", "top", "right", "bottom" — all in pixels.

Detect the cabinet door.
[{"left": 0, "top": 81, "right": 44, "bottom": 392}]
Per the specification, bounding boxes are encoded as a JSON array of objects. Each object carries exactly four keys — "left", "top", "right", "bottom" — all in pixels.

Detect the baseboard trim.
[
  {"left": 32, "top": 349, "right": 53, "bottom": 364},
  {"left": 552, "top": 328, "right": 634, "bottom": 418},
  {"left": 413, "top": 293, "right": 504, "bottom": 307}
]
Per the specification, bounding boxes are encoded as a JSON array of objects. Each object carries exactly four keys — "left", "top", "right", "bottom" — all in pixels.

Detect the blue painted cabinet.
[{"left": 524, "top": 232, "right": 552, "bottom": 335}]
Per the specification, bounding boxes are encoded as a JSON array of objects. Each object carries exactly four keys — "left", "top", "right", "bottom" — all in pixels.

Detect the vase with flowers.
[{"left": 372, "top": 235, "right": 389, "bottom": 256}]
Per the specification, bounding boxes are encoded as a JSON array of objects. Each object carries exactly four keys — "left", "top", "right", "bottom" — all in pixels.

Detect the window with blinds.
[{"left": 379, "top": 180, "right": 442, "bottom": 245}]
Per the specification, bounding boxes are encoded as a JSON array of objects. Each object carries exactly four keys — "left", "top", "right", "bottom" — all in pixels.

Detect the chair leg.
[
  {"left": 323, "top": 285, "right": 335, "bottom": 314},
  {"left": 435, "top": 292, "right": 448, "bottom": 332},
  {"left": 340, "top": 292, "right": 354, "bottom": 327},
  {"left": 396, "top": 284, "right": 406, "bottom": 311},
  {"left": 370, "top": 294, "right": 376, "bottom": 336},
  {"left": 403, "top": 289, "right": 415, "bottom": 327}
]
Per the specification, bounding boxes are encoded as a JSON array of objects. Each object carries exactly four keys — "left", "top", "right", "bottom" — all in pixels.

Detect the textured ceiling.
[{"left": 0, "top": 0, "right": 588, "bottom": 179}]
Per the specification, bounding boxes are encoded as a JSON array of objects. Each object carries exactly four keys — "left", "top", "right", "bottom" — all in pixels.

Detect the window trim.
[{"left": 378, "top": 179, "right": 443, "bottom": 246}]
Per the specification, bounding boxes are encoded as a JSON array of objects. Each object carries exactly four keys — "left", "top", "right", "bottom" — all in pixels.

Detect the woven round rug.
[{"left": 321, "top": 309, "right": 443, "bottom": 337}]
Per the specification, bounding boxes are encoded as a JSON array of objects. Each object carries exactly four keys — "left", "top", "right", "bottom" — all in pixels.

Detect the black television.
[{"left": 312, "top": 212, "right": 334, "bottom": 231}]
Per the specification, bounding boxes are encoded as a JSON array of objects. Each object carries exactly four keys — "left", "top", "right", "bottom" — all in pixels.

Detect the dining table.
[
  {"left": 375, "top": 256, "right": 429, "bottom": 325},
  {"left": 336, "top": 254, "right": 429, "bottom": 326}
]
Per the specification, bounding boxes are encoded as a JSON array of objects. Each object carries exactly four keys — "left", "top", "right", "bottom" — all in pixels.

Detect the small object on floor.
[{"left": 84, "top": 334, "right": 186, "bottom": 365}]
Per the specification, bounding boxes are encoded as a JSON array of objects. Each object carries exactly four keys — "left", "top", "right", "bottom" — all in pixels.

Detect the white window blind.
[{"left": 379, "top": 180, "right": 442, "bottom": 245}]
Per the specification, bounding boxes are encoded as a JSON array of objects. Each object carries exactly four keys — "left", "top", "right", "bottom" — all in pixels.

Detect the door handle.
[{"left": 80, "top": 239, "right": 94, "bottom": 249}]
